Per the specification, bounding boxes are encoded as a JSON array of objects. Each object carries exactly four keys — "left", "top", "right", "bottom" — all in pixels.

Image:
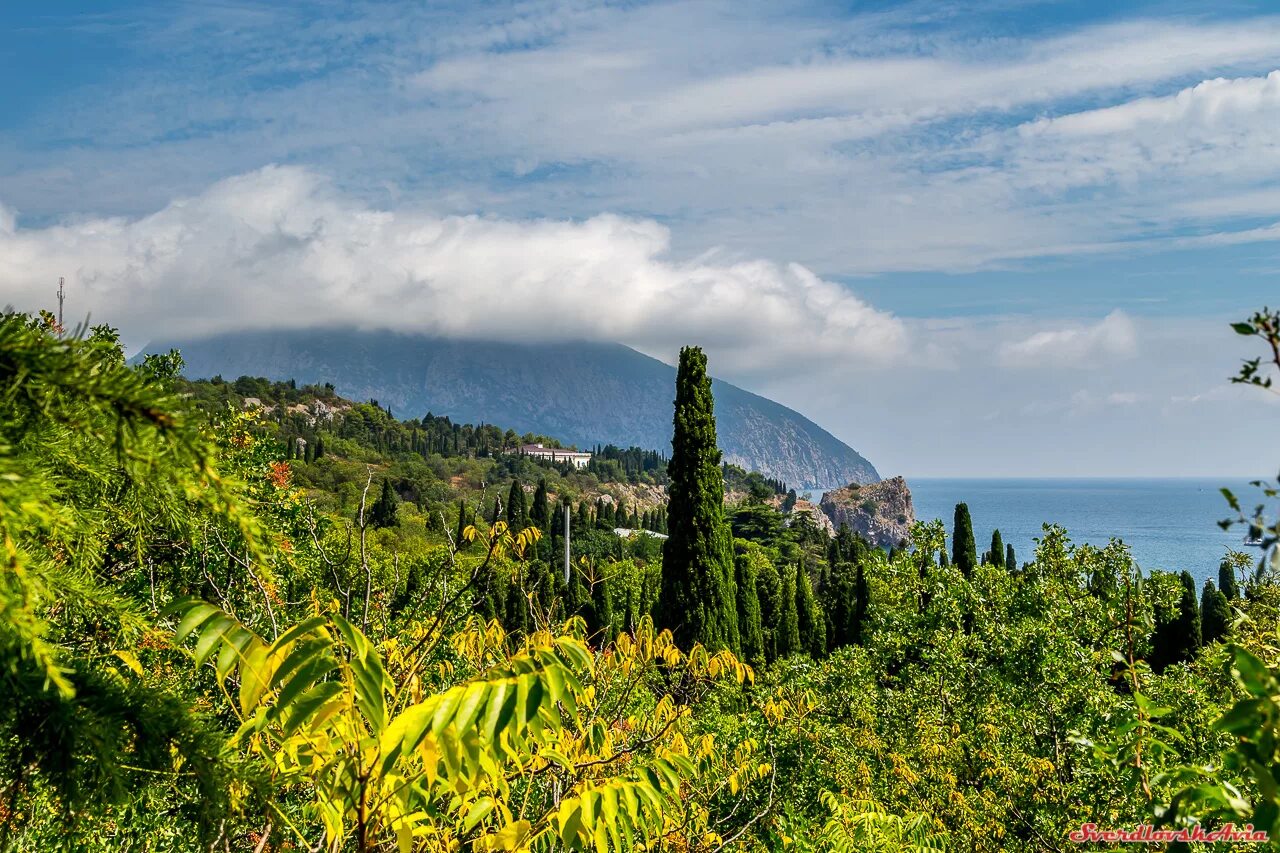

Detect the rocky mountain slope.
[
  {"left": 819, "top": 476, "right": 915, "bottom": 549},
  {"left": 142, "top": 328, "right": 880, "bottom": 490}
]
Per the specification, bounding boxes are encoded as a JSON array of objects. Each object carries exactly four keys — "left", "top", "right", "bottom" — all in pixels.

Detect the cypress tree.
[
  {"left": 505, "top": 565, "right": 530, "bottom": 635},
  {"left": 1178, "top": 570, "right": 1202, "bottom": 658},
  {"left": 989, "top": 529, "right": 1005, "bottom": 568},
  {"left": 952, "top": 503, "right": 978, "bottom": 579},
  {"left": 795, "top": 564, "right": 825, "bottom": 657},
  {"left": 656, "top": 346, "right": 740, "bottom": 652},
  {"left": 854, "top": 562, "right": 869, "bottom": 645},
  {"left": 1219, "top": 557, "right": 1240, "bottom": 600},
  {"left": 591, "top": 576, "right": 615, "bottom": 639},
  {"left": 506, "top": 478, "right": 528, "bottom": 530},
  {"left": 755, "top": 557, "right": 783, "bottom": 662},
  {"left": 1153, "top": 571, "right": 1203, "bottom": 672},
  {"left": 1201, "top": 580, "right": 1231, "bottom": 645},
  {"left": 531, "top": 478, "right": 550, "bottom": 530},
  {"left": 314, "top": 435, "right": 325, "bottom": 460},
  {"left": 776, "top": 563, "right": 800, "bottom": 658},
  {"left": 1005, "top": 543, "right": 1016, "bottom": 571},
  {"left": 735, "top": 553, "right": 764, "bottom": 666},
  {"left": 475, "top": 561, "right": 507, "bottom": 625},
  {"left": 369, "top": 479, "right": 400, "bottom": 528},
  {"left": 455, "top": 499, "right": 470, "bottom": 550},
  {"left": 825, "top": 562, "right": 858, "bottom": 650}
]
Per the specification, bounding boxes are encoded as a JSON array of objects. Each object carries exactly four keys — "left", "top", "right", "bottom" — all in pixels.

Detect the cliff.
[{"left": 819, "top": 476, "right": 915, "bottom": 549}]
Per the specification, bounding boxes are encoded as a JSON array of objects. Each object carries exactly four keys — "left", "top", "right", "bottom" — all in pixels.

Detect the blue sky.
[{"left": 2, "top": 0, "right": 1278, "bottom": 477}]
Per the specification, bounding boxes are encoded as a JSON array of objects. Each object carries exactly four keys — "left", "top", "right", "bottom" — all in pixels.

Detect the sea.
[{"left": 807, "top": 478, "right": 1268, "bottom": 587}]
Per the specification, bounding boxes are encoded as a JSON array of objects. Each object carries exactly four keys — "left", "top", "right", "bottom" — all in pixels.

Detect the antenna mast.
[{"left": 57, "top": 277, "right": 65, "bottom": 333}]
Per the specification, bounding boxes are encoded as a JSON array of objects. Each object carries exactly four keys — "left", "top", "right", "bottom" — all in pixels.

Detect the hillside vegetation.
[
  {"left": 147, "top": 329, "right": 880, "bottom": 489},
  {"left": 5, "top": 307, "right": 1280, "bottom": 852}
]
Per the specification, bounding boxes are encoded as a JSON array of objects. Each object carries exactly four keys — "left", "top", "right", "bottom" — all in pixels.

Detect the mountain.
[{"left": 144, "top": 329, "right": 879, "bottom": 489}]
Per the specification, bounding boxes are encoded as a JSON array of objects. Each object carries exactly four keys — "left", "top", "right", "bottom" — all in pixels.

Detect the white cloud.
[
  {"left": 0, "top": 166, "right": 906, "bottom": 372},
  {"left": 999, "top": 310, "right": 1138, "bottom": 368},
  {"left": 10, "top": 7, "right": 1280, "bottom": 274},
  {"left": 1020, "top": 70, "right": 1280, "bottom": 139}
]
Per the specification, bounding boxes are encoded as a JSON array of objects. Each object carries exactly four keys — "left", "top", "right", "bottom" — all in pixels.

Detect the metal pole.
[{"left": 564, "top": 502, "right": 571, "bottom": 584}]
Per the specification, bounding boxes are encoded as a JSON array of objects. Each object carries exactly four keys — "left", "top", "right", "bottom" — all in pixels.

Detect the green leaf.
[
  {"left": 175, "top": 603, "right": 220, "bottom": 643},
  {"left": 517, "top": 672, "right": 544, "bottom": 728},
  {"left": 453, "top": 682, "right": 491, "bottom": 733},
  {"left": 1232, "top": 322, "right": 1257, "bottom": 335},
  {"left": 216, "top": 628, "right": 256, "bottom": 682},
  {"left": 1215, "top": 698, "right": 1269, "bottom": 736},
  {"left": 480, "top": 680, "right": 515, "bottom": 743},
  {"left": 462, "top": 797, "right": 496, "bottom": 833},
  {"left": 559, "top": 803, "right": 583, "bottom": 846},
  {"left": 281, "top": 681, "right": 345, "bottom": 738},
  {"left": 379, "top": 702, "right": 437, "bottom": 776},
  {"left": 541, "top": 749, "right": 574, "bottom": 771},
  {"left": 1231, "top": 647, "right": 1278, "bottom": 696},
  {"left": 192, "top": 614, "right": 236, "bottom": 668},
  {"left": 270, "top": 614, "right": 328, "bottom": 652},
  {"left": 269, "top": 654, "right": 338, "bottom": 724}
]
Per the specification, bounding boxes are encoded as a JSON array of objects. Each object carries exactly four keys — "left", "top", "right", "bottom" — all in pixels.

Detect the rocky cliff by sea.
[{"left": 818, "top": 476, "right": 915, "bottom": 549}]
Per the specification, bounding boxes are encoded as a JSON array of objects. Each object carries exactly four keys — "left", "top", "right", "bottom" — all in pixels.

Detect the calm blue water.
[{"left": 810, "top": 478, "right": 1264, "bottom": 586}]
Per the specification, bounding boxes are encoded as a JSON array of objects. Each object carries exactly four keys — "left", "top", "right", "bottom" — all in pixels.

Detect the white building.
[{"left": 520, "top": 443, "right": 593, "bottom": 469}]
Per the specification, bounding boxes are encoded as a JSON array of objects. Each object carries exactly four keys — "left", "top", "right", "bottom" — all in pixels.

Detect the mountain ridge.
[{"left": 142, "top": 328, "right": 880, "bottom": 489}]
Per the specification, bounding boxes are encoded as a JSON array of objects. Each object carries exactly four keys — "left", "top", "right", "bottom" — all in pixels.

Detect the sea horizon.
[{"left": 804, "top": 476, "right": 1266, "bottom": 586}]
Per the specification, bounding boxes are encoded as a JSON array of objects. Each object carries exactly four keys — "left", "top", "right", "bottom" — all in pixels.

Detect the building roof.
[{"left": 519, "top": 443, "right": 592, "bottom": 457}]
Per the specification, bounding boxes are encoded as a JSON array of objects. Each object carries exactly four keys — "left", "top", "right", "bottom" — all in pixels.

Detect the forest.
[{"left": 4, "top": 306, "right": 1280, "bottom": 852}]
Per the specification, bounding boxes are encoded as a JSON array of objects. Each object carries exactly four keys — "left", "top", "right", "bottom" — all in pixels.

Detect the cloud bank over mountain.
[{"left": 0, "top": 166, "right": 905, "bottom": 374}]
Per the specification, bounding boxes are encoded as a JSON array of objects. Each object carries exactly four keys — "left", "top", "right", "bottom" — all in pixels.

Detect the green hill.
[{"left": 142, "top": 329, "right": 879, "bottom": 489}]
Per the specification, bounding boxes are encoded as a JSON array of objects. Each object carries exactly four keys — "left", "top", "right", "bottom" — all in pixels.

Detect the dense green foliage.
[{"left": 6, "top": 308, "right": 1280, "bottom": 851}]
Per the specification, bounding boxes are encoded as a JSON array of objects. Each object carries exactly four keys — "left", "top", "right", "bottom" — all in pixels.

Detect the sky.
[{"left": 1, "top": 0, "right": 1278, "bottom": 478}]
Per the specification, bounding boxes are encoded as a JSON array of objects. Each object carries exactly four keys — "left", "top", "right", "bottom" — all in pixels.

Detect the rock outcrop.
[
  {"left": 786, "top": 499, "right": 836, "bottom": 537},
  {"left": 819, "top": 476, "right": 915, "bottom": 549}
]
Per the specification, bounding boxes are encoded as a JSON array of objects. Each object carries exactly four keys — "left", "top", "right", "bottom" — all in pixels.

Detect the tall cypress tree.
[
  {"left": 314, "top": 435, "right": 325, "bottom": 460},
  {"left": 825, "top": 562, "right": 858, "bottom": 650},
  {"left": 952, "top": 503, "right": 978, "bottom": 579},
  {"left": 1153, "top": 571, "right": 1203, "bottom": 672},
  {"left": 506, "top": 478, "right": 527, "bottom": 530},
  {"left": 1005, "top": 543, "right": 1016, "bottom": 572},
  {"left": 455, "top": 499, "right": 470, "bottom": 550},
  {"left": 989, "top": 530, "right": 1005, "bottom": 568},
  {"left": 795, "top": 564, "right": 825, "bottom": 657},
  {"left": 776, "top": 563, "right": 800, "bottom": 658},
  {"left": 369, "top": 479, "right": 400, "bottom": 529},
  {"left": 1201, "top": 580, "right": 1231, "bottom": 645},
  {"left": 854, "top": 562, "right": 869, "bottom": 646},
  {"left": 1178, "top": 570, "right": 1202, "bottom": 657},
  {"left": 531, "top": 478, "right": 550, "bottom": 530},
  {"left": 755, "top": 557, "right": 783, "bottom": 662},
  {"left": 1219, "top": 557, "right": 1240, "bottom": 600},
  {"left": 735, "top": 553, "right": 764, "bottom": 666},
  {"left": 656, "top": 346, "right": 739, "bottom": 652},
  {"left": 591, "top": 576, "right": 615, "bottom": 639}
]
